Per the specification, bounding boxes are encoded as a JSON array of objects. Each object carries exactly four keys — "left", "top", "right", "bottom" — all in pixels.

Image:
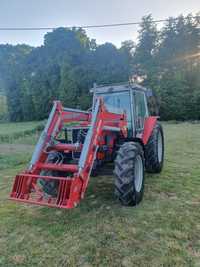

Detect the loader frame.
[
  {"left": 10, "top": 83, "right": 158, "bottom": 209},
  {"left": 10, "top": 98, "right": 128, "bottom": 208}
]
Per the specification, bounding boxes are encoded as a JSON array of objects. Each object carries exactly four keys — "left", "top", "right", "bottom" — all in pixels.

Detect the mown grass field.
[
  {"left": 0, "top": 122, "right": 200, "bottom": 266},
  {"left": 0, "top": 121, "right": 44, "bottom": 144}
]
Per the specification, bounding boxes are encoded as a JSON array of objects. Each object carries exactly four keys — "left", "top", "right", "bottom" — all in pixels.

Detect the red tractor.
[{"left": 10, "top": 83, "right": 164, "bottom": 208}]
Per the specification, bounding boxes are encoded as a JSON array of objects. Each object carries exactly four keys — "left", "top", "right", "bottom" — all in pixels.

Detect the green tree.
[{"left": 133, "top": 15, "right": 158, "bottom": 77}]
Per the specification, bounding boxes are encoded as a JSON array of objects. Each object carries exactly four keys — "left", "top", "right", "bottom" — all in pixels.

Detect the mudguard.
[{"left": 142, "top": 116, "right": 158, "bottom": 145}]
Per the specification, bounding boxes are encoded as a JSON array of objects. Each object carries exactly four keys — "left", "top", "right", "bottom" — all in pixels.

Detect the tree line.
[{"left": 0, "top": 14, "right": 199, "bottom": 122}]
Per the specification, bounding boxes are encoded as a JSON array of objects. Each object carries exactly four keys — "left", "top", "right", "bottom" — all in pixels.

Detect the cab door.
[{"left": 133, "top": 90, "right": 149, "bottom": 134}]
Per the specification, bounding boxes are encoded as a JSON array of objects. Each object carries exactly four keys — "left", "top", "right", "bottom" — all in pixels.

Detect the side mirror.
[{"left": 146, "top": 88, "right": 153, "bottom": 97}]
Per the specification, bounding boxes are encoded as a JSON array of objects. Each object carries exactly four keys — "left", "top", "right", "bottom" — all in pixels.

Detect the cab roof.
[{"left": 90, "top": 82, "right": 147, "bottom": 94}]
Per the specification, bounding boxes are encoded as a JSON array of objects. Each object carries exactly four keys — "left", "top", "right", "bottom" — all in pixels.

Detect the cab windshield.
[{"left": 97, "top": 91, "right": 132, "bottom": 130}]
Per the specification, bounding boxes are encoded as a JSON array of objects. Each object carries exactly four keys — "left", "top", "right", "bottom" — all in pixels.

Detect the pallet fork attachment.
[{"left": 10, "top": 99, "right": 127, "bottom": 209}]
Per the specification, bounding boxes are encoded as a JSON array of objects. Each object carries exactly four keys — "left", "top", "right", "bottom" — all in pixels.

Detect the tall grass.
[{"left": 0, "top": 95, "right": 8, "bottom": 121}]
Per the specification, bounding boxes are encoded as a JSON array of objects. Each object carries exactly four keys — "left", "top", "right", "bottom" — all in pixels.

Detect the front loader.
[{"left": 10, "top": 83, "right": 164, "bottom": 209}]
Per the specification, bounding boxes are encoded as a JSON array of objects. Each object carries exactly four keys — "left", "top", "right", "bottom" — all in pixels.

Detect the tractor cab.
[{"left": 92, "top": 83, "right": 149, "bottom": 137}]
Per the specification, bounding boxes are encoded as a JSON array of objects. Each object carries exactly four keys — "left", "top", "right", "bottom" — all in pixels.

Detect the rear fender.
[{"left": 142, "top": 116, "right": 158, "bottom": 145}]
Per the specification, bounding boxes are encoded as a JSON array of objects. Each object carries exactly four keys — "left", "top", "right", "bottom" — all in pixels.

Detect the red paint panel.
[{"left": 142, "top": 116, "right": 158, "bottom": 145}]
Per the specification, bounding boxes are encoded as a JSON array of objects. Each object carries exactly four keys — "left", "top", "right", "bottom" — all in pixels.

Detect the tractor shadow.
[{"left": 85, "top": 163, "right": 116, "bottom": 204}]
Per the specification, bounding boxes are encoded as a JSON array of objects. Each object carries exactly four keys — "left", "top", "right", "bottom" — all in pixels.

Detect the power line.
[{"left": 0, "top": 16, "right": 199, "bottom": 31}]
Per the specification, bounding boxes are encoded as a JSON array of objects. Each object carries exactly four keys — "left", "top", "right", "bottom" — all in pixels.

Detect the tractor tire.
[
  {"left": 91, "top": 159, "right": 99, "bottom": 177},
  {"left": 114, "top": 142, "right": 145, "bottom": 206},
  {"left": 145, "top": 122, "right": 164, "bottom": 173},
  {"left": 38, "top": 152, "right": 60, "bottom": 197}
]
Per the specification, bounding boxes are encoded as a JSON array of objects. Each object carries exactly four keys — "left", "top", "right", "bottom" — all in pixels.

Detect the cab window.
[
  {"left": 98, "top": 91, "right": 132, "bottom": 130},
  {"left": 134, "top": 91, "right": 148, "bottom": 130}
]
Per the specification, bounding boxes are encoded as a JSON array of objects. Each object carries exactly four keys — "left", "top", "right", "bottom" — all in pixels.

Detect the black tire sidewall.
[
  {"left": 145, "top": 122, "right": 164, "bottom": 173},
  {"left": 155, "top": 124, "right": 164, "bottom": 170}
]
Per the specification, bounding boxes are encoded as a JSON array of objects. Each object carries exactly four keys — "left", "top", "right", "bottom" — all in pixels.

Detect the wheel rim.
[
  {"left": 157, "top": 131, "right": 163, "bottom": 163},
  {"left": 134, "top": 155, "right": 143, "bottom": 192}
]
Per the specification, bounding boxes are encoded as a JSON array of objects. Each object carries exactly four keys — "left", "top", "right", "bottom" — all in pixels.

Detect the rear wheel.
[
  {"left": 114, "top": 142, "right": 145, "bottom": 206},
  {"left": 145, "top": 122, "right": 164, "bottom": 173}
]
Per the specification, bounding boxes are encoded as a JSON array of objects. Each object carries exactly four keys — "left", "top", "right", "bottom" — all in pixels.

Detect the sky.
[{"left": 0, "top": 0, "right": 199, "bottom": 47}]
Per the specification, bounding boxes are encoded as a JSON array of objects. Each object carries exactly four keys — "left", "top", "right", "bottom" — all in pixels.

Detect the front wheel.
[{"left": 114, "top": 142, "right": 145, "bottom": 206}]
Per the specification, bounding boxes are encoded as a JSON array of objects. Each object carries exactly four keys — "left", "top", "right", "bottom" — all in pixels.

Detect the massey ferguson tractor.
[{"left": 10, "top": 83, "right": 164, "bottom": 209}]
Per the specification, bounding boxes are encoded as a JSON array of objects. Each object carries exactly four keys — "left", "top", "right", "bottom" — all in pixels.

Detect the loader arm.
[{"left": 10, "top": 99, "right": 127, "bottom": 209}]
